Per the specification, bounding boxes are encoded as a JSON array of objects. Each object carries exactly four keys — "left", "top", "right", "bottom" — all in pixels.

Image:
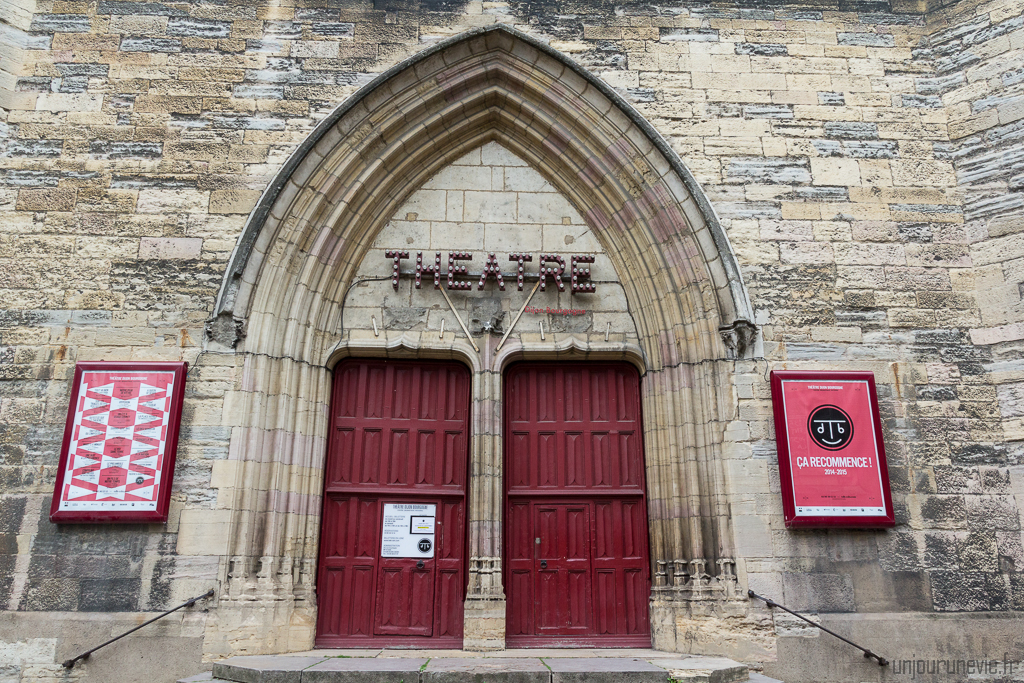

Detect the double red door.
[
  {"left": 316, "top": 360, "right": 650, "bottom": 647},
  {"left": 504, "top": 363, "right": 652, "bottom": 646},
  {"left": 315, "top": 360, "right": 469, "bottom": 647}
]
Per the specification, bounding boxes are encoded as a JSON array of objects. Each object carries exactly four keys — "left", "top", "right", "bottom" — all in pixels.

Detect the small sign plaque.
[
  {"left": 381, "top": 503, "right": 436, "bottom": 557},
  {"left": 770, "top": 371, "right": 895, "bottom": 528},
  {"left": 50, "top": 362, "right": 188, "bottom": 523},
  {"left": 410, "top": 516, "right": 435, "bottom": 534}
]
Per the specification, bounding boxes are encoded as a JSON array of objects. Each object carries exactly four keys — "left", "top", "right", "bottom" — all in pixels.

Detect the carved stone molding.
[
  {"left": 468, "top": 556, "right": 505, "bottom": 599},
  {"left": 653, "top": 557, "right": 743, "bottom": 603},
  {"left": 719, "top": 320, "right": 758, "bottom": 360},
  {"left": 206, "top": 311, "right": 247, "bottom": 348}
]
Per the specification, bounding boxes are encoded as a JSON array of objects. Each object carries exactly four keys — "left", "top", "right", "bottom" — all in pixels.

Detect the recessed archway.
[{"left": 207, "top": 24, "right": 755, "bottom": 654}]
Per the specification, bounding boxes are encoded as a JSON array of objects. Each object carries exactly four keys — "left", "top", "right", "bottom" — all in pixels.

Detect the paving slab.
[
  {"left": 592, "top": 650, "right": 687, "bottom": 660},
  {"left": 378, "top": 650, "right": 472, "bottom": 658},
  {"left": 191, "top": 649, "right": 746, "bottom": 683},
  {"left": 746, "top": 674, "right": 783, "bottom": 683},
  {"left": 176, "top": 673, "right": 215, "bottom": 683},
  {"left": 360, "top": 649, "right": 680, "bottom": 659},
  {"left": 496, "top": 649, "right": 673, "bottom": 659},
  {"left": 649, "top": 658, "right": 748, "bottom": 683},
  {"left": 423, "top": 657, "right": 549, "bottom": 683},
  {"left": 213, "top": 656, "right": 326, "bottom": 683},
  {"left": 284, "top": 650, "right": 383, "bottom": 658},
  {"left": 302, "top": 657, "right": 428, "bottom": 683},
  {"left": 545, "top": 657, "right": 668, "bottom": 683}
]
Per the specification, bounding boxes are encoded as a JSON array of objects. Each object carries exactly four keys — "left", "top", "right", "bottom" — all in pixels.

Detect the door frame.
[{"left": 502, "top": 361, "right": 653, "bottom": 648}]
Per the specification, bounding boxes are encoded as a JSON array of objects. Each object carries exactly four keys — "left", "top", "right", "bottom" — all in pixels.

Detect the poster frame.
[
  {"left": 770, "top": 370, "right": 896, "bottom": 529},
  {"left": 50, "top": 361, "right": 188, "bottom": 524}
]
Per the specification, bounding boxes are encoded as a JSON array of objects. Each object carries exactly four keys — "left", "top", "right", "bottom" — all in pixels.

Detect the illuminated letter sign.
[
  {"left": 770, "top": 371, "right": 895, "bottom": 528},
  {"left": 50, "top": 362, "right": 188, "bottom": 523},
  {"left": 386, "top": 250, "right": 597, "bottom": 293}
]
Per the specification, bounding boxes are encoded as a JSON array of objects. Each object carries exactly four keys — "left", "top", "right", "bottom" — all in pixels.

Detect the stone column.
[{"left": 463, "top": 337, "right": 506, "bottom": 650}]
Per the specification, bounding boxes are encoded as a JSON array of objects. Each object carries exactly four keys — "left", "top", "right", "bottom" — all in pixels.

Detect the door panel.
[
  {"left": 534, "top": 504, "right": 592, "bottom": 635},
  {"left": 324, "top": 360, "right": 469, "bottom": 492},
  {"left": 434, "top": 499, "right": 465, "bottom": 637},
  {"left": 506, "top": 501, "right": 533, "bottom": 637},
  {"left": 506, "top": 364, "right": 646, "bottom": 493},
  {"left": 317, "top": 495, "right": 379, "bottom": 638},
  {"left": 375, "top": 563, "right": 435, "bottom": 635},
  {"left": 316, "top": 360, "right": 469, "bottom": 647},
  {"left": 535, "top": 503, "right": 593, "bottom": 636},
  {"left": 437, "top": 567, "right": 463, "bottom": 637},
  {"left": 505, "top": 363, "right": 651, "bottom": 647}
]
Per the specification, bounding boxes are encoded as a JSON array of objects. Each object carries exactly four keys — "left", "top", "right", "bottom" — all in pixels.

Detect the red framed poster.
[
  {"left": 50, "top": 362, "right": 188, "bottom": 523},
  {"left": 770, "top": 371, "right": 895, "bottom": 529}
]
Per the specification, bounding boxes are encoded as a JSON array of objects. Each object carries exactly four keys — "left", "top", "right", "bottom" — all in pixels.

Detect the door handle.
[
  {"left": 417, "top": 560, "right": 425, "bottom": 569},
  {"left": 540, "top": 560, "right": 547, "bottom": 569}
]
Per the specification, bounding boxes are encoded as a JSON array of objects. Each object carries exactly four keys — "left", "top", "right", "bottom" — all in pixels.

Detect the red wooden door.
[
  {"left": 316, "top": 360, "right": 469, "bottom": 647},
  {"left": 504, "top": 363, "right": 651, "bottom": 647}
]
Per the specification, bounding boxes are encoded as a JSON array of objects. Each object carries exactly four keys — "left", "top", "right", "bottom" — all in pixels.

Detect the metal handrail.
[
  {"left": 748, "top": 589, "right": 888, "bottom": 666},
  {"left": 63, "top": 589, "right": 215, "bottom": 669}
]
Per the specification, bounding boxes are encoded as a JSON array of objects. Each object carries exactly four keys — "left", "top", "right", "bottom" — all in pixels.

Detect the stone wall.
[
  {"left": 717, "top": 0, "right": 1024, "bottom": 677},
  {"left": 0, "top": 0, "right": 1022, "bottom": 681}
]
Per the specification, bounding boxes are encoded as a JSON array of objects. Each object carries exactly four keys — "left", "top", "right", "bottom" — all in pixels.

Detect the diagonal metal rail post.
[
  {"left": 748, "top": 590, "right": 888, "bottom": 666},
  {"left": 495, "top": 279, "right": 542, "bottom": 353},
  {"left": 63, "top": 589, "right": 215, "bottom": 669},
  {"left": 438, "top": 284, "right": 479, "bottom": 353}
]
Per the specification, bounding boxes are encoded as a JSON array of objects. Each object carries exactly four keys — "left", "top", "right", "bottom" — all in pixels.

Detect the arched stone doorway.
[{"left": 206, "top": 24, "right": 756, "bottom": 655}]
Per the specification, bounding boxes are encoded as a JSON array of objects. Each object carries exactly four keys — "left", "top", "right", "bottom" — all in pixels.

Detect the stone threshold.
[{"left": 178, "top": 649, "right": 782, "bottom": 683}]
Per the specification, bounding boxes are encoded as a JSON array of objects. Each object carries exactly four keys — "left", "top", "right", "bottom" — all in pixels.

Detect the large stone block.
[
  {"left": 547, "top": 658, "right": 668, "bottom": 683},
  {"left": 303, "top": 658, "right": 428, "bottom": 683},
  {"left": 175, "top": 509, "right": 232, "bottom": 555},
  {"left": 781, "top": 572, "right": 856, "bottom": 612},
  {"left": 139, "top": 237, "right": 203, "bottom": 259},
  {"left": 15, "top": 188, "right": 76, "bottom": 211},
  {"left": 423, "top": 658, "right": 549, "bottom": 683},
  {"left": 209, "top": 189, "right": 262, "bottom": 215}
]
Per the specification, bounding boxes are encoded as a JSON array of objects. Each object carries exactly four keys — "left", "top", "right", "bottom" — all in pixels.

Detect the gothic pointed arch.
[{"left": 208, "top": 24, "right": 756, "bottom": 651}]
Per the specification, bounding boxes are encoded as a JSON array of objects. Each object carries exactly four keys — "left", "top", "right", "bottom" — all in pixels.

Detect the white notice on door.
[
  {"left": 381, "top": 503, "right": 436, "bottom": 558},
  {"left": 411, "top": 516, "right": 435, "bottom": 534}
]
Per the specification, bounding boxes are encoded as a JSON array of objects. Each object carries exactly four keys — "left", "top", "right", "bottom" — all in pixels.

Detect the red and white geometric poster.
[
  {"left": 770, "top": 370, "right": 895, "bottom": 529},
  {"left": 50, "top": 362, "right": 187, "bottom": 523}
]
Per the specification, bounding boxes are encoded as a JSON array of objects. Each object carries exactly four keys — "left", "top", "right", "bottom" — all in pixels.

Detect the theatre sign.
[{"left": 385, "top": 250, "right": 598, "bottom": 293}]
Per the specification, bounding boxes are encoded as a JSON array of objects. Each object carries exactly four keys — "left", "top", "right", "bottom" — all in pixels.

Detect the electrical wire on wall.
[{"left": 323, "top": 275, "right": 395, "bottom": 364}]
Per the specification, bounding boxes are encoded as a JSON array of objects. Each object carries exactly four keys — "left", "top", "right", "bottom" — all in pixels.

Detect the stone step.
[
  {"left": 177, "top": 670, "right": 782, "bottom": 683},
  {"left": 179, "top": 653, "right": 754, "bottom": 683},
  {"left": 747, "top": 673, "right": 784, "bottom": 683},
  {"left": 651, "top": 657, "right": 750, "bottom": 683}
]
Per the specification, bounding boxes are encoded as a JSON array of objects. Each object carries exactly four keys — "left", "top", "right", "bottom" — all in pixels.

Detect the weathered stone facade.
[{"left": 0, "top": 0, "right": 1022, "bottom": 681}]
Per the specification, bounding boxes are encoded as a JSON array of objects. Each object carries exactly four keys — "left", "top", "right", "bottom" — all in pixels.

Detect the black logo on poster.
[
  {"left": 418, "top": 538, "right": 432, "bottom": 553},
  {"left": 808, "top": 405, "right": 853, "bottom": 450}
]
